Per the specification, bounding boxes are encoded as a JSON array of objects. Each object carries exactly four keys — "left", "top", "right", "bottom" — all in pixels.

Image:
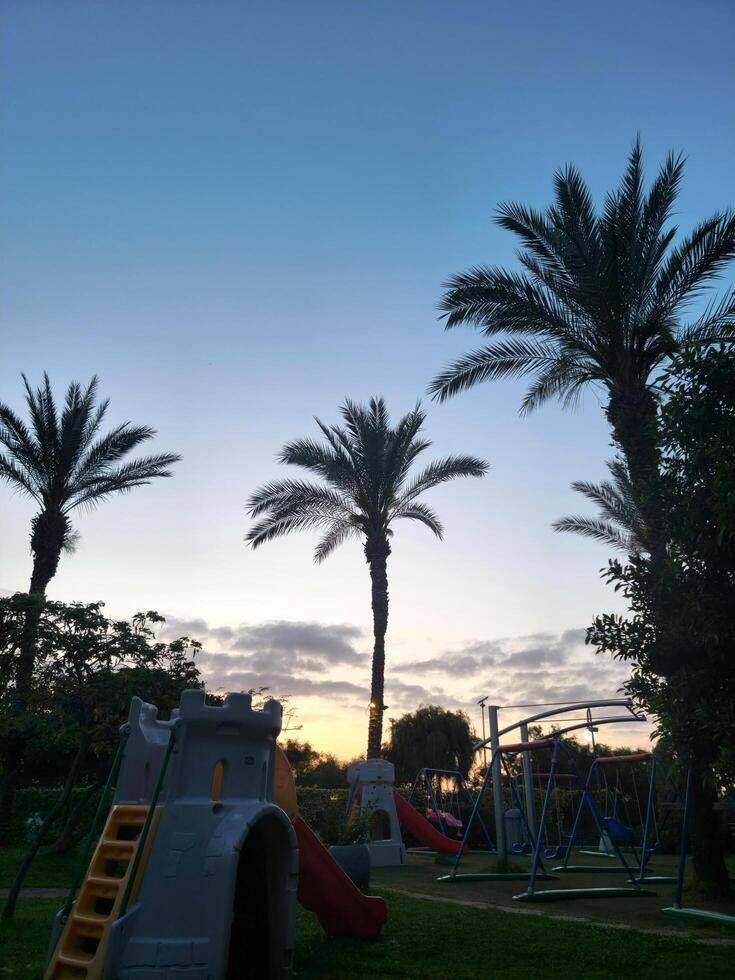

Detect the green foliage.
[
  {"left": 385, "top": 705, "right": 476, "bottom": 784},
  {"left": 246, "top": 397, "right": 487, "bottom": 562},
  {"left": 431, "top": 139, "right": 735, "bottom": 410},
  {"left": 0, "top": 598, "right": 202, "bottom": 813},
  {"left": 282, "top": 739, "right": 348, "bottom": 789},
  {"left": 588, "top": 344, "right": 735, "bottom": 780}
]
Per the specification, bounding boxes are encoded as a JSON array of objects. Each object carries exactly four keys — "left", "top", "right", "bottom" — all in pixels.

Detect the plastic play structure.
[
  {"left": 45, "top": 691, "right": 386, "bottom": 980},
  {"left": 346, "top": 758, "right": 468, "bottom": 861}
]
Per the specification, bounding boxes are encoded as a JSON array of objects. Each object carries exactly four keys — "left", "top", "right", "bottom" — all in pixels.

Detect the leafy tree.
[
  {"left": 0, "top": 598, "right": 201, "bottom": 919},
  {"left": 385, "top": 705, "right": 476, "bottom": 785},
  {"left": 246, "top": 398, "right": 487, "bottom": 758},
  {"left": 0, "top": 373, "right": 180, "bottom": 842},
  {"left": 282, "top": 739, "right": 320, "bottom": 782},
  {"left": 588, "top": 344, "right": 735, "bottom": 896},
  {"left": 430, "top": 138, "right": 735, "bottom": 552}
]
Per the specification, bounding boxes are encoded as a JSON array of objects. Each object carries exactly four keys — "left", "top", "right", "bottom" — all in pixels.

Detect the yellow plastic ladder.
[{"left": 45, "top": 804, "right": 161, "bottom": 980}]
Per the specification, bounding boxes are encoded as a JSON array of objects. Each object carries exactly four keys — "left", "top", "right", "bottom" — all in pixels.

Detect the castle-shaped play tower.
[
  {"left": 45, "top": 690, "right": 386, "bottom": 980},
  {"left": 46, "top": 690, "right": 298, "bottom": 980}
]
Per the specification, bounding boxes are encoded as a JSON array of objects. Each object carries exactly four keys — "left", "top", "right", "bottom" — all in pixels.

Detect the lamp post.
[{"left": 478, "top": 696, "right": 488, "bottom": 768}]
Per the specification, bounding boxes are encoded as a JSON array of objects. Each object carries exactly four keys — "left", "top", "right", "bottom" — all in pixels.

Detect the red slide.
[
  {"left": 294, "top": 816, "right": 387, "bottom": 939},
  {"left": 393, "top": 791, "right": 467, "bottom": 855}
]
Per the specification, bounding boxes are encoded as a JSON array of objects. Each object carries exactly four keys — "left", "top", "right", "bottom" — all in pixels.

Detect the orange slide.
[
  {"left": 393, "top": 790, "right": 467, "bottom": 855},
  {"left": 294, "top": 816, "right": 387, "bottom": 939}
]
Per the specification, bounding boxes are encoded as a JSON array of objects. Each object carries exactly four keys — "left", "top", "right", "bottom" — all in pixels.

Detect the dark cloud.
[{"left": 231, "top": 620, "right": 365, "bottom": 667}]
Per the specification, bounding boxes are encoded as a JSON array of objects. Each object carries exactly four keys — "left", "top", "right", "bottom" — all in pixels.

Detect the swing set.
[
  {"left": 407, "top": 767, "right": 494, "bottom": 850},
  {"left": 555, "top": 753, "right": 677, "bottom": 884}
]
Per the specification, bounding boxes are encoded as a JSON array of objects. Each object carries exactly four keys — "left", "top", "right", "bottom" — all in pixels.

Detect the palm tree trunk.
[
  {"left": 0, "top": 509, "right": 67, "bottom": 845},
  {"left": 605, "top": 386, "right": 664, "bottom": 558},
  {"left": 366, "top": 543, "right": 390, "bottom": 759},
  {"left": 688, "top": 767, "right": 731, "bottom": 899}
]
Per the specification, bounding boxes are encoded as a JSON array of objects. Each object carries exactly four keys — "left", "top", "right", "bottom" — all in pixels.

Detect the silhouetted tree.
[
  {"left": 385, "top": 705, "right": 475, "bottom": 785},
  {"left": 246, "top": 398, "right": 487, "bottom": 758}
]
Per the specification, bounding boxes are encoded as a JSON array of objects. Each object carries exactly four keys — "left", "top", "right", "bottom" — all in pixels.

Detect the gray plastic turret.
[
  {"left": 105, "top": 689, "right": 298, "bottom": 979},
  {"left": 347, "top": 758, "right": 406, "bottom": 867}
]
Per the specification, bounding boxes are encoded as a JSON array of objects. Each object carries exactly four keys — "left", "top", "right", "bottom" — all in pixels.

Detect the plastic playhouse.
[
  {"left": 347, "top": 758, "right": 466, "bottom": 863},
  {"left": 44, "top": 690, "right": 386, "bottom": 980}
]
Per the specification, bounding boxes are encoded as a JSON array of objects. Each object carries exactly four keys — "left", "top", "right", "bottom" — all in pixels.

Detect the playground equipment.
[
  {"left": 509, "top": 772, "right": 579, "bottom": 859},
  {"left": 347, "top": 759, "right": 467, "bottom": 859},
  {"left": 346, "top": 759, "right": 406, "bottom": 867},
  {"left": 513, "top": 741, "right": 656, "bottom": 902},
  {"left": 45, "top": 691, "right": 386, "bottom": 980},
  {"left": 439, "top": 739, "right": 563, "bottom": 884},
  {"left": 662, "top": 769, "right": 735, "bottom": 927},
  {"left": 474, "top": 698, "right": 647, "bottom": 860},
  {"left": 556, "top": 753, "right": 676, "bottom": 883},
  {"left": 407, "top": 767, "right": 494, "bottom": 850}
]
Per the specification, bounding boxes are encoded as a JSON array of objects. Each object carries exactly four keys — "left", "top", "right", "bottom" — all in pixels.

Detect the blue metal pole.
[
  {"left": 674, "top": 768, "right": 692, "bottom": 909},
  {"left": 450, "top": 752, "right": 495, "bottom": 875},
  {"left": 527, "top": 742, "right": 558, "bottom": 894},
  {"left": 639, "top": 756, "right": 657, "bottom": 880}
]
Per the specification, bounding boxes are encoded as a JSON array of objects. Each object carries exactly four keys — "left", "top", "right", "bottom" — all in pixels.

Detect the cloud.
[{"left": 231, "top": 621, "right": 365, "bottom": 666}]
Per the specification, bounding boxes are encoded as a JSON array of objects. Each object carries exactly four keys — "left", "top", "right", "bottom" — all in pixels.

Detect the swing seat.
[
  {"left": 544, "top": 845, "right": 565, "bottom": 860},
  {"left": 603, "top": 816, "right": 635, "bottom": 845},
  {"left": 512, "top": 842, "right": 531, "bottom": 855}
]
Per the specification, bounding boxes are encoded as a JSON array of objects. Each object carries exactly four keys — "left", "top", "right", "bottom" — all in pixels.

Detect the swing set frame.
[{"left": 407, "top": 767, "right": 494, "bottom": 850}]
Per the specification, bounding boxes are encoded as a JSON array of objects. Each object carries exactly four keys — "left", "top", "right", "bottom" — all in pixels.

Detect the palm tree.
[
  {"left": 0, "top": 373, "right": 181, "bottom": 596},
  {"left": 430, "top": 138, "right": 735, "bottom": 551},
  {"left": 553, "top": 459, "right": 648, "bottom": 554},
  {"left": 246, "top": 397, "right": 487, "bottom": 758},
  {"left": 0, "top": 371, "right": 181, "bottom": 843}
]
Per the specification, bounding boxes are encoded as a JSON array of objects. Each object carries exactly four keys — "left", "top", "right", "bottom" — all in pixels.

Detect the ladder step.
[
  {"left": 69, "top": 914, "right": 106, "bottom": 931},
  {"left": 56, "top": 952, "right": 93, "bottom": 967}
]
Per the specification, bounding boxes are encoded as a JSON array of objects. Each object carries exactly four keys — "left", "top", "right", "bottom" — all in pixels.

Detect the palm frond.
[
  {"left": 679, "top": 289, "right": 735, "bottom": 346},
  {"left": 68, "top": 453, "right": 181, "bottom": 510},
  {"left": 552, "top": 515, "right": 637, "bottom": 552},
  {"left": 392, "top": 501, "right": 444, "bottom": 538},
  {"left": 398, "top": 455, "right": 488, "bottom": 505},
  {"left": 429, "top": 338, "right": 562, "bottom": 403},
  {"left": 0, "top": 454, "right": 42, "bottom": 501},
  {"left": 246, "top": 398, "right": 487, "bottom": 558},
  {"left": 314, "top": 521, "right": 361, "bottom": 564}
]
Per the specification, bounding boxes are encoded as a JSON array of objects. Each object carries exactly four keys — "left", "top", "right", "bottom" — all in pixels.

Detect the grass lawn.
[
  {"left": 0, "top": 846, "right": 80, "bottom": 890},
  {"left": 2, "top": 847, "right": 734, "bottom": 979},
  {"left": 2, "top": 892, "right": 735, "bottom": 980}
]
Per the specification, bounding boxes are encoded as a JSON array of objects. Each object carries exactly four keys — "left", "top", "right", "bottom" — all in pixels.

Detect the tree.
[
  {"left": 0, "top": 373, "right": 181, "bottom": 841},
  {"left": 246, "top": 398, "right": 487, "bottom": 758},
  {"left": 0, "top": 598, "right": 201, "bottom": 919},
  {"left": 430, "top": 138, "right": 735, "bottom": 551},
  {"left": 588, "top": 344, "right": 735, "bottom": 896},
  {"left": 0, "top": 373, "right": 181, "bottom": 597},
  {"left": 552, "top": 459, "right": 648, "bottom": 553},
  {"left": 384, "top": 705, "right": 475, "bottom": 785}
]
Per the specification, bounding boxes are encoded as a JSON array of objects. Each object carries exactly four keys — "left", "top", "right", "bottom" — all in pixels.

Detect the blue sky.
[{"left": 2, "top": 1, "right": 734, "bottom": 756}]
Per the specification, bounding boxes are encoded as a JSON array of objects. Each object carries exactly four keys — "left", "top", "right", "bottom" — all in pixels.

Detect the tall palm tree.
[
  {"left": 430, "top": 138, "right": 735, "bottom": 551},
  {"left": 0, "top": 373, "right": 181, "bottom": 596},
  {"left": 0, "top": 371, "right": 181, "bottom": 843},
  {"left": 553, "top": 459, "right": 648, "bottom": 554},
  {"left": 246, "top": 397, "right": 487, "bottom": 758}
]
